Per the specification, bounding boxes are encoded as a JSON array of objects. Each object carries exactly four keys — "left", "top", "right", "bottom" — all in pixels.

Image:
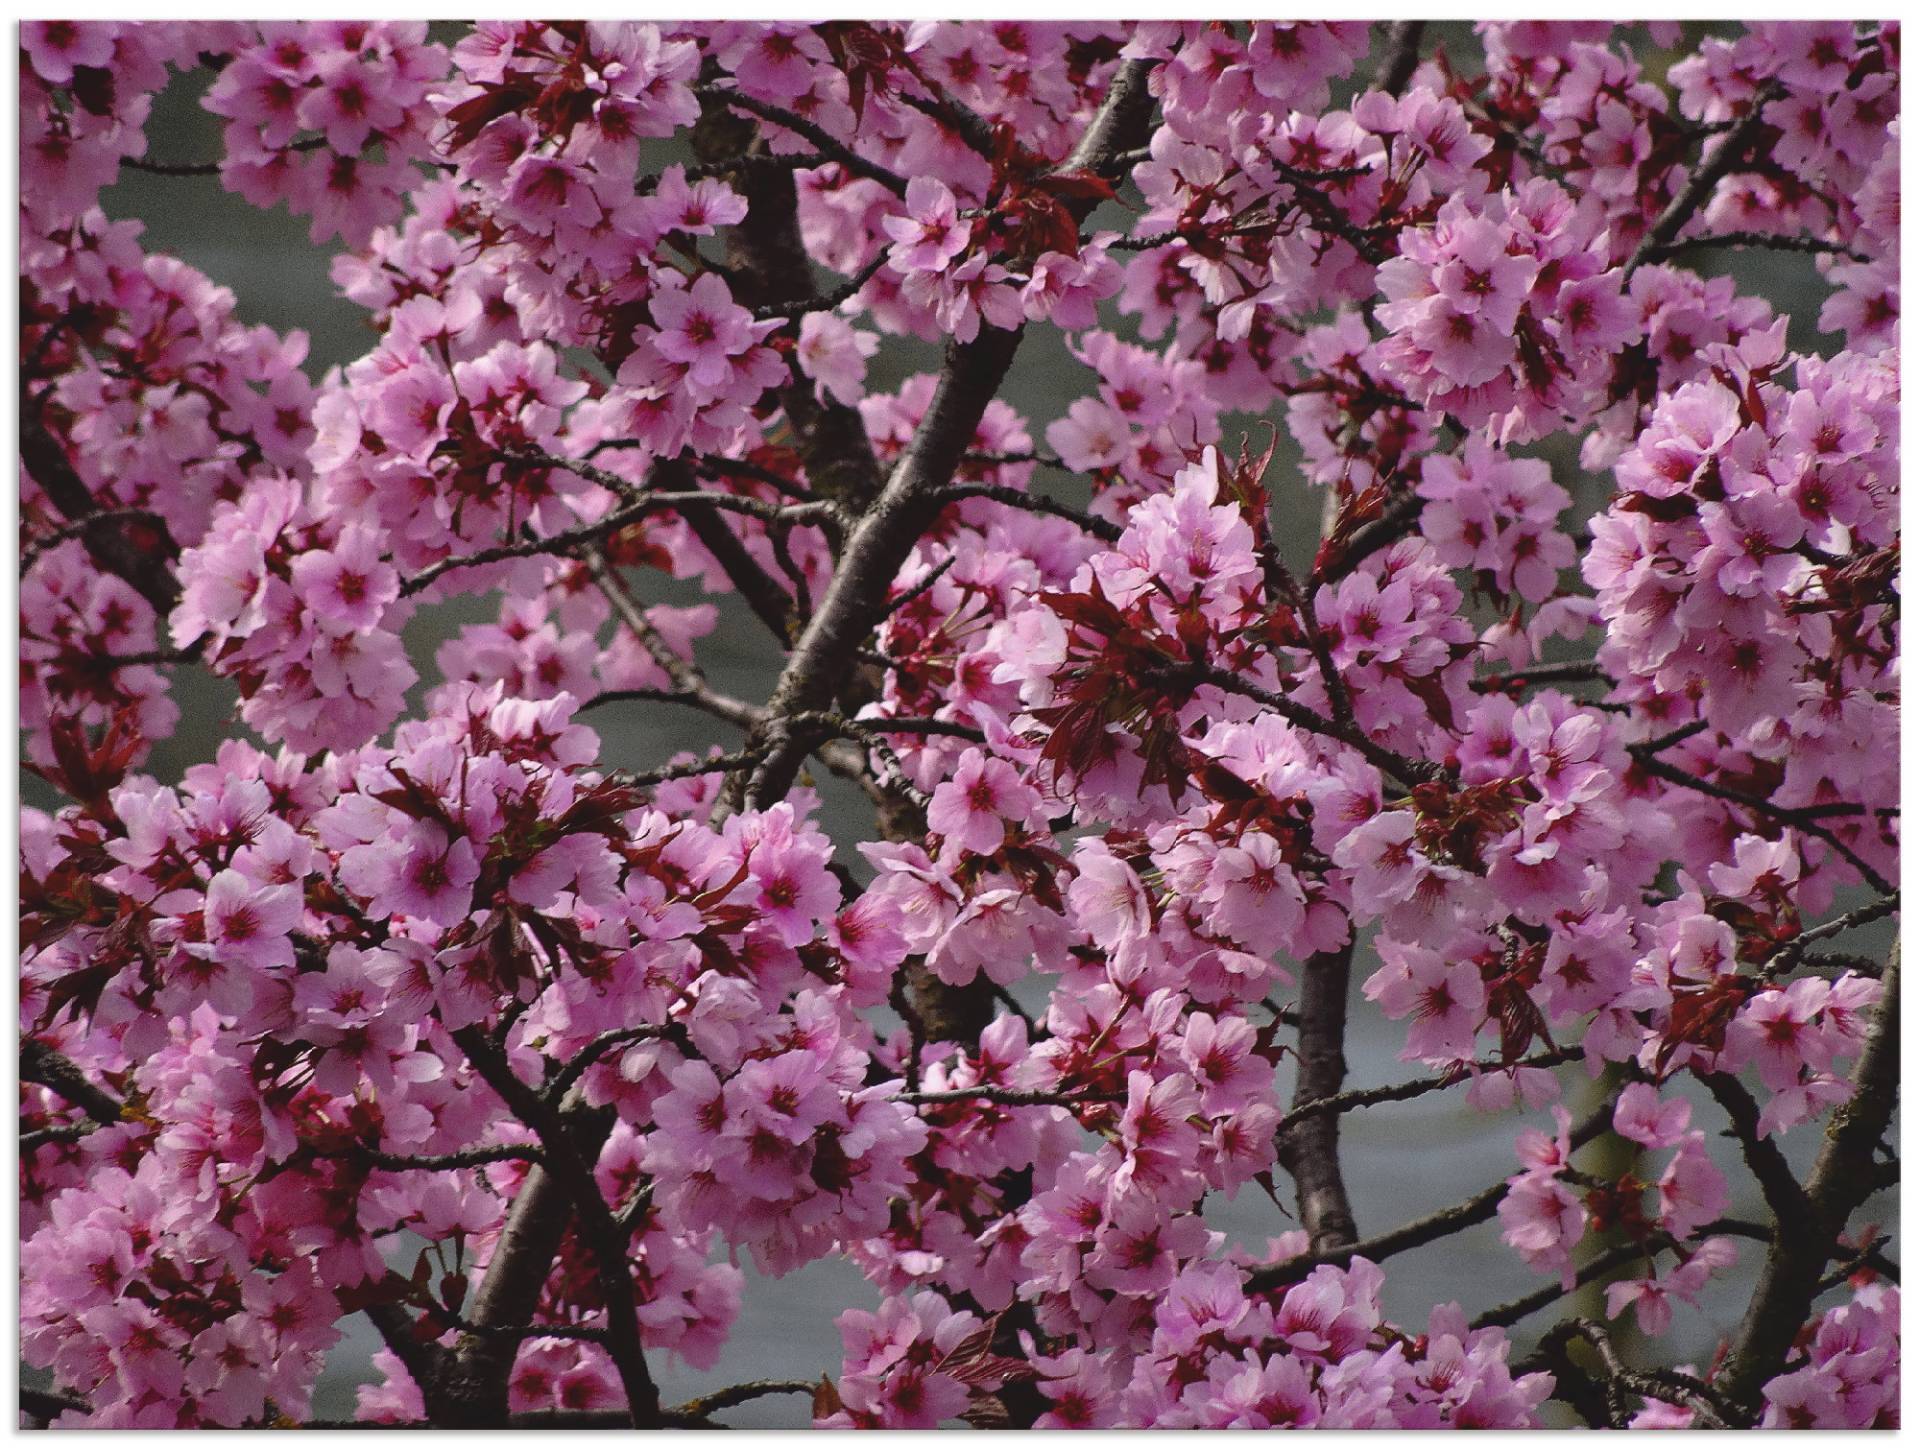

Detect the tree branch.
[
  {"left": 449, "top": 1028, "right": 660, "bottom": 1428},
  {"left": 1371, "top": 21, "right": 1426, "bottom": 97},
  {"left": 1630, "top": 749, "right": 1893, "bottom": 894},
  {"left": 1526, "top": 1319, "right": 1732, "bottom": 1429},
  {"left": 939, "top": 482, "right": 1123, "bottom": 541},
  {"left": 1645, "top": 229, "right": 1869, "bottom": 265},
  {"left": 21, "top": 1039, "right": 124, "bottom": 1124},
  {"left": 727, "top": 59, "right": 1158, "bottom": 817},
  {"left": 1760, "top": 893, "right": 1899, "bottom": 979},
  {"left": 545, "top": 1023, "right": 684, "bottom": 1105},
  {"left": 1277, "top": 942, "right": 1360, "bottom": 1253},
  {"left": 895, "top": 1085, "right": 1116, "bottom": 1108},
  {"left": 363, "top": 1144, "right": 544, "bottom": 1172},
  {"left": 1472, "top": 1238, "right": 1668, "bottom": 1333},
  {"left": 1699, "top": 1072, "right": 1810, "bottom": 1224},
  {"left": 1626, "top": 88, "right": 1782, "bottom": 275},
  {"left": 1276, "top": 1046, "right": 1582, "bottom": 1137},
  {"left": 1716, "top": 941, "right": 1900, "bottom": 1422},
  {"left": 21, "top": 1386, "right": 92, "bottom": 1424},
  {"left": 19, "top": 398, "right": 180, "bottom": 617},
  {"left": 694, "top": 86, "right": 912, "bottom": 198},
  {"left": 1247, "top": 1101, "right": 1614, "bottom": 1293},
  {"left": 586, "top": 549, "right": 764, "bottom": 731},
  {"left": 1184, "top": 664, "right": 1443, "bottom": 787},
  {"left": 401, "top": 487, "right": 835, "bottom": 599}
]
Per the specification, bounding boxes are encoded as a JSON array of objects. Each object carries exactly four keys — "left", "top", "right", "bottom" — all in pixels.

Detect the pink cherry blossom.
[{"left": 16, "top": 19, "right": 1901, "bottom": 1434}]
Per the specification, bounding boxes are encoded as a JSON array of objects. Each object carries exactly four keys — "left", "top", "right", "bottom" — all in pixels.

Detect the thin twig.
[
  {"left": 754, "top": 251, "right": 890, "bottom": 320},
  {"left": 1647, "top": 229, "right": 1870, "bottom": 265},
  {"left": 941, "top": 482, "right": 1124, "bottom": 542},
  {"left": 1246, "top": 1101, "right": 1614, "bottom": 1293},
  {"left": 1631, "top": 750, "right": 1893, "bottom": 894},
  {"left": 1626, "top": 88, "right": 1782, "bottom": 275},
  {"left": 695, "top": 85, "right": 911, "bottom": 197},
  {"left": 1276, "top": 1046, "right": 1582, "bottom": 1137}
]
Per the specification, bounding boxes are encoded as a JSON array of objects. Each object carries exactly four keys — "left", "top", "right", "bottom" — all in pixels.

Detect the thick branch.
[
  {"left": 1527, "top": 1319, "right": 1732, "bottom": 1429},
  {"left": 731, "top": 61, "right": 1157, "bottom": 815},
  {"left": 364, "top": 1144, "right": 544, "bottom": 1173},
  {"left": 696, "top": 105, "right": 887, "bottom": 516},
  {"left": 450, "top": 1029, "right": 660, "bottom": 1428},
  {"left": 650, "top": 457, "right": 805, "bottom": 644},
  {"left": 21, "top": 1387, "right": 92, "bottom": 1424},
  {"left": 1371, "top": 21, "right": 1426, "bottom": 97},
  {"left": 1276, "top": 943, "right": 1360, "bottom": 1253},
  {"left": 21, "top": 1040, "right": 125, "bottom": 1125},
  {"left": 19, "top": 404, "right": 180, "bottom": 617},
  {"left": 1716, "top": 942, "right": 1900, "bottom": 1421},
  {"left": 1626, "top": 89, "right": 1781, "bottom": 275},
  {"left": 365, "top": 1303, "right": 446, "bottom": 1410},
  {"left": 1699, "top": 1072, "right": 1810, "bottom": 1224}
]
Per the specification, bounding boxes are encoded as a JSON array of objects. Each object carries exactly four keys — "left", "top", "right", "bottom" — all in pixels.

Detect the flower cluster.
[{"left": 19, "top": 19, "right": 1900, "bottom": 1434}]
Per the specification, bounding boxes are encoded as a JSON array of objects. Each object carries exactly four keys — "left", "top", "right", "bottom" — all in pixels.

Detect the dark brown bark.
[
  {"left": 1371, "top": 21, "right": 1426, "bottom": 97},
  {"left": 1275, "top": 943, "right": 1360, "bottom": 1252},
  {"left": 21, "top": 1039, "right": 125, "bottom": 1124},
  {"left": 730, "top": 59, "right": 1157, "bottom": 814},
  {"left": 1716, "top": 942, "right": 1900, "bottom": 1422},
  {"left": 424, "top": 58, "right": 1159, "bottom": 1428},
  {"left": 20, "top": 404, "right": 181, "bottom": 618}
]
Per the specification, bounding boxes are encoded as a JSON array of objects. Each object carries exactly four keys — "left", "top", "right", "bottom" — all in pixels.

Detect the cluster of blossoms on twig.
[{"left": 18, "top": 18, "right": 1899, "bottom": 1432}]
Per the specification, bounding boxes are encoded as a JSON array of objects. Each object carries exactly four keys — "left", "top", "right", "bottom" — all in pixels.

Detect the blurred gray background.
[{"left": 32, "top": 22, "right": 1894, "bottom": 1426}]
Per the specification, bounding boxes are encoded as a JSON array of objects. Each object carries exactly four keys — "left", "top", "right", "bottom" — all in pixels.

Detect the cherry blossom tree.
[{"left": 18, "top": 19, "right": 1899, "bottom": 1431}]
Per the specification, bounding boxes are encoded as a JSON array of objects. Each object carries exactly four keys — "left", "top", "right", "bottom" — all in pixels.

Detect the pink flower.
[
  {"left": 1086, "top": 1196, "right": 1210, "bottom": 1297},
  {"left": 926, "top": 748, "right": 1038, "bottom": 857},
  {"left": 184, "top": 1319, "right": 270, "bottom": 1426},
  {"left": 1611, "top": 1082, "right": 1690, "bottom": 1149},
  {"left": 883, "top": 177, "right": 970, "bottom": 275},
  {"left": 1498, "top": 1171, "right": 1586, "bottom": 1285},
  {"left": 725, "top": 1050, "right": 839, "bottom": 1147},
  {"left": 795, "top": 312, "right": 879, "bottom": 406},
  {"left": 1205, "top": 831, "right": 1308, "bottom": 947},
  {"left": 1727, "top": 977, "right": 1835, "bottom": 1090},
  {"left": 1657, "top": 1134, "right": 1730, "bottom": 1239},
  {"left": 299, "top": 50, "right": 406, "bottom": 153},
  {"left": 22, "top": 21, "right": 118, "bottom": 85},
  {"left": 197, "top": 868, "right": 302, "bottom": 972},
  {"left": 290, "top": 527, "right": 399, "bottom": 633},
  {"left": 502, "top": 152, "right": 604, "bottom": 234},
  {"left": 340, "top": 824, "right": 480, "bottom": 927},
  {"left": 647, "top": 271, "right": 771, "bottom": 391},
  {"left": 1431, "top": 218, "right": 1537, "bottom": 334}
]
